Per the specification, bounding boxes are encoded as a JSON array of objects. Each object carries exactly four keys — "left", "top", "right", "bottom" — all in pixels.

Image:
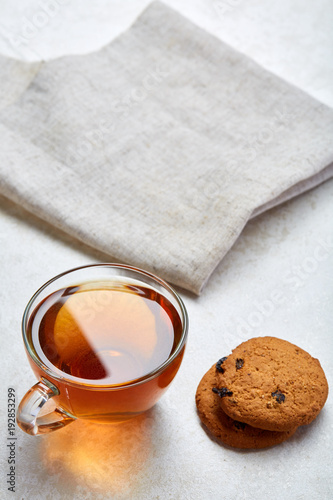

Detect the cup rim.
[{"left": 22, "top": 263, "right": 189, "bottom": 390}]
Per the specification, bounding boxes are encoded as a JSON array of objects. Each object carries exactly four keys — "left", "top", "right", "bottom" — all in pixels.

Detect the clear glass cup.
[{"left": 17, "top": 264, "right": 188, "bottom": 435}]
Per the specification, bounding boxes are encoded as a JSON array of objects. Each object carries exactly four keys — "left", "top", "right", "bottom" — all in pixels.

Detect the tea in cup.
[{"left": 17, "top": 264, "right": 188, "bottom": 435}]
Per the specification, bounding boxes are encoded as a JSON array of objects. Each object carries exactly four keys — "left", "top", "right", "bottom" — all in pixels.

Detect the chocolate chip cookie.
[
  {"left": 215, "top": 337, "right": 329, "bottom": 432},
  {"left": 196, "top": 365, "right": 297, "bottom": 449}
]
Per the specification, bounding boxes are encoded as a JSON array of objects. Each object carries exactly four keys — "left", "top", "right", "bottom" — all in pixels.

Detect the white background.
[{"left": 0, "top": 1, "right": 332, "bottom": 499}]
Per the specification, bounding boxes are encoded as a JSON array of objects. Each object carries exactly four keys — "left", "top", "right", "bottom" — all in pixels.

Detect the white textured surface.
[{"left": 0, "top": 1, "right": 332, "bottom": 499}]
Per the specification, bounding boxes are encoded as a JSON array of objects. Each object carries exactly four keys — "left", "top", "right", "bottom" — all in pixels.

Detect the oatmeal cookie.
[{"left": 215, "top": 337, "right": 328, "bottom": 432}]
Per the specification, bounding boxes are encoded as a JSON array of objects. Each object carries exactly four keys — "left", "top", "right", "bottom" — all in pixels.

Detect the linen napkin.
[{"left": 0, "top": 1, "right": 332, "bottom": 294}]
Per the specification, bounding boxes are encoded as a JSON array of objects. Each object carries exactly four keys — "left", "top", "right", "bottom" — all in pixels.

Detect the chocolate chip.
[
  {"left": 234, "top": 421, "right": 246, "bottom": 430},
  {"left": 235, "top": 358, "right": 244, "bottom": 370},
  {"left": 271, "top": 390, "right": 286, "bottom": 403},
  {"left": 212, "top": 387, "right": 233, "bottom": 398},
  {"left": 216, "top": 356, "right": 228, "bottom": 373}
]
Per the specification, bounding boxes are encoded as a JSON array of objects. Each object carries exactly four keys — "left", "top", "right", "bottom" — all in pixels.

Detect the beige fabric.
[
  {"left": 0, "top": 54, "right": 41, "bottom": 110},
  {"left": 0, "top": 1, "right": 332, "bottom": 294}
]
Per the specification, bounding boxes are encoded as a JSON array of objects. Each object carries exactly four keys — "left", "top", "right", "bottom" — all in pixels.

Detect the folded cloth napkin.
[{"left": 0, "top": 2, "right": 333, "bottom": 294}]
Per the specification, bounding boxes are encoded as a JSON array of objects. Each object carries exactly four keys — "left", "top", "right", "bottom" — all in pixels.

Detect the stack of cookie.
[{"left": 196, "top": 337, "right": 328, "bottom": 449}]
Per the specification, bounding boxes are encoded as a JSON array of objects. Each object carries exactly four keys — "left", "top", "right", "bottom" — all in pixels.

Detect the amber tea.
[
  {"left": 28, "top": 282, "right": 183, "bottom": 385},
  {"left": 17, "top": 265, "right": 188, "bottom": 435}
]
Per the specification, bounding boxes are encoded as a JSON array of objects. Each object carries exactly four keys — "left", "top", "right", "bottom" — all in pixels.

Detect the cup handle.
[{"left": 17, "top": 377, "right": 76, "bottom": 435}]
